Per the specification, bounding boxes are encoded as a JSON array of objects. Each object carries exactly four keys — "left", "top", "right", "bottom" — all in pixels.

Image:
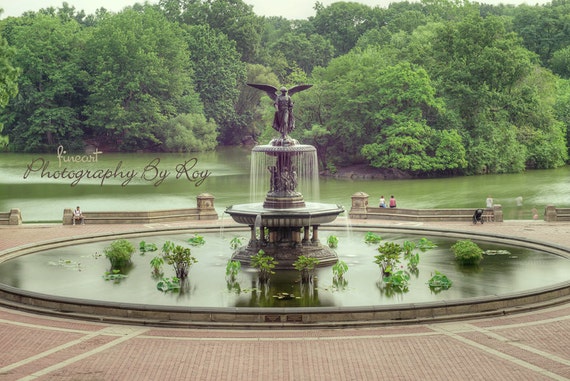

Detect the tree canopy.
[{"left": 0, "top": 0, "right": 569, "bottom": 177}]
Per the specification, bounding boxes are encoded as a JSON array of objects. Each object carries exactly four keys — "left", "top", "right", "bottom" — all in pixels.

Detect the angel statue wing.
[
  {"left": 246, "top": 83, "right": 313, "bottom": 99},
  {"left": 287, "top": 84, "right": 313, "bottom": 96},
  {"left": 246, "top": 83, "right": 279, "bottom": 101}
]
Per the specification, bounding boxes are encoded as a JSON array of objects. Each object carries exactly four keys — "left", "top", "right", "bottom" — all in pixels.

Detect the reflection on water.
[
  {"left": 1, "top": 231, "right": 569, "bottom": 308},
  {"left": 1, "top": 148, "right": 570, "bottom": 221}
]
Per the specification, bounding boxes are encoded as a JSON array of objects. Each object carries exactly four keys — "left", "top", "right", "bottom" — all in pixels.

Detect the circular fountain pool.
[{"left": 1, "top": 225, "right": 569, "bottom": 327}]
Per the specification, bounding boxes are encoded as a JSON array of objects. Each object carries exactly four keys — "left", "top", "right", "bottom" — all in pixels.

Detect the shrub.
[
  {"left": 225, "top": 260, "right": 241, "bottom": 282},
  {"left": 293, "top": 255, "right": 320, "bottom": 283},
  {"left": 374, "top": 242, "right": 403, "bottom": 276},
  {"left": 327, "top": 235, "right": 339, "bottom": 248},
  {"left": 332, "top": 260, "right": 349, "bottom": 280},
  {"left": 451, "top": 240, "right": 484, "bottom": 265},
  {"left": 162, "top": 241, "right": 197, "bottom": 279},
  {"left": 250, "top": 250, "right": 277, "bottom": 283},
  {"left": 364, "top": 232, "right": 382, "bottom": 244},
  {"left": 428, "top": 271, "right": 453, "bottom": 291},
  {"left": 104, "top": 239, "right": 135, "bottom": 270}
]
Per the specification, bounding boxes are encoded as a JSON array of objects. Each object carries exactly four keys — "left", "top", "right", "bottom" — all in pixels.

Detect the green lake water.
[{"left": 1, "top": 146, "right": 569, "bottom": 222}]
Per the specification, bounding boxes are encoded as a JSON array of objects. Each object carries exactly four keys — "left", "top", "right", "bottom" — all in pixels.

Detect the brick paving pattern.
[{"left": 1, "top": 220, "right": 569, "bottom": 380}]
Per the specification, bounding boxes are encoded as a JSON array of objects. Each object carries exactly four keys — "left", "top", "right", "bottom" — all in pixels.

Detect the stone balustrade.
[
  {"left": 349, "top": 192, "right": 503, "bottom": 222},
  {"left": 544, "top": 205, "right": 570, "bottom": 222},
  {"left": 0, "top": 209, "right": 22, "bottom": 225},
  {"left": 62, "top": 193, "right": 218, "bottom": 225}
]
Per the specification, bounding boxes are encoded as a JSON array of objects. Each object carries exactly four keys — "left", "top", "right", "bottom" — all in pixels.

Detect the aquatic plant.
[
  {"left": 364, "top": 232, "right": 382, "bottom": 244},
  {"left": 293, "top": 255, "right": 320, "bottom": 283},
  {"left": 428, "top": 271, "right": 453, "bottom": 291},
  {"left": 451, "top": 240, "right": 484, "bottom": 265},
  {"left": 104, "top": 239, "right": 135, "bottom": 270},
  {"left": 250, "top": 250, "right": 277, "bottom": 284},
  {"left": 327, "top": 235, "right": 339, "bottom": 249},
  {"left": 162, "top": 241, "right": 197, "bottom": 279}
]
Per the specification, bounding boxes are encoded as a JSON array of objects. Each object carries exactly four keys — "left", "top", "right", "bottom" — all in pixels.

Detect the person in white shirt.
[{"left": 73, "top": 206, "right": 84, "bottom": 225}]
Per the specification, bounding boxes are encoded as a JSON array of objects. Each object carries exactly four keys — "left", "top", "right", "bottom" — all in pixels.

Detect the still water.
[
  {"left": 1, "top": 146, "right": 569, "bottom": 221},
  {"left": 3, "top": 231, "right": 569, "bottom": 308}
]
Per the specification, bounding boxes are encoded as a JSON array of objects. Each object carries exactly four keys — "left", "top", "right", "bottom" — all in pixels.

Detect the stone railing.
[
  {"left": 348, "top": 192, "right": 502, "bottom": 222},
  {"left": 62, "top": 193, "right": 218, "bottom": 225},
  {"left": 0, "top": 209, "right": 22, "bottom": 225},
  {"left": 544, "top": 205, "right": 570, "bottom": 222}
]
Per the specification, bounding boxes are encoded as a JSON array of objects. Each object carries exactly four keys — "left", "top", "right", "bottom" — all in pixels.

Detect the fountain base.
[{"left": 225, "top": 202, "right": 345, "bottom": 269}]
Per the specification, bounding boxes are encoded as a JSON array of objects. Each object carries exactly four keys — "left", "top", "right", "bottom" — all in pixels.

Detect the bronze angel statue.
[{"left": 247, "top": 84, "right": 312, "bottom": 138}]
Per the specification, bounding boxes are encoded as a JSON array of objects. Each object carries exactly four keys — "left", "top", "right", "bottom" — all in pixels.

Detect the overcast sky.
[{"left": 0, "top": 0, "right": 553, "bottom": 20}]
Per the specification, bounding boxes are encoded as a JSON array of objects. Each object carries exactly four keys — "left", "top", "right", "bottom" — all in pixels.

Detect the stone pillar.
[
  {"left": 544, "top": 205, "right": 557, "bottom": 222},
  {"left": 196, "top": 193, "right": 218, "bottom": 220},
  {"left": 9, "top": 208, "right": 22, "bottom": 225},
  {"left": 303, "top": 226, "right": 310, "bottom": 243},
  {"left": 349, "top": 192, "right": 369, "bottom": 219},
  {"left": 63, "top": 208, "right": 73, "bottom": 225},
  {"left": 311, "top": 225, "right": 319, "bottom": 242},
  {"left": 492, "top": 204, "right": 503, "bottom": 222}
]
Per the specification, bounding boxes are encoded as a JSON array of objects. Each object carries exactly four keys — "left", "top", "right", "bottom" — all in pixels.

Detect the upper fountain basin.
[{"left": 225, "top": 202, "right": 344, "bottom": 227}]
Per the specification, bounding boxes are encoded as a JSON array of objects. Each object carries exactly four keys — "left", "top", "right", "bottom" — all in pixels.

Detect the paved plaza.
[{"left": 1, "top": 220, "right": 569, "bottom": 380}]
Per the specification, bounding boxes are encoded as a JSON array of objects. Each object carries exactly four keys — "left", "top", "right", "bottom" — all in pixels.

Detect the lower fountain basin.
[{"left": 0, "top": 224, "right": 569, "bottom": 328}]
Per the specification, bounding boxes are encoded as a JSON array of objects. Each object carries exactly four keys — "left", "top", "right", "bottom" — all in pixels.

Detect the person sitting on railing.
[{"left": 73, "top": 206, "right": 85, "bottom": 225}]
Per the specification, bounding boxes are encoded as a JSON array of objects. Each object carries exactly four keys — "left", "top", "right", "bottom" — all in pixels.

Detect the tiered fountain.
[{"left": 225, "top": 84, "right": 344, "bottom": 268}]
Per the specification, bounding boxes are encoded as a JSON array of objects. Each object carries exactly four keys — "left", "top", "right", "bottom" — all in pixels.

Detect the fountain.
[{"left": 225, "top": 84, "right": 344, "bottom": 268}]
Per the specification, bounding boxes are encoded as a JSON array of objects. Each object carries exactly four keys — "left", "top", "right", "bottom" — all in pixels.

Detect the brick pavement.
[{"left": 1, "top": 220, "right": 569, "bottom": 380}]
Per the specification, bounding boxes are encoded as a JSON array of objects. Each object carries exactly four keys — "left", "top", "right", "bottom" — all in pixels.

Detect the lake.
[{"left": 1, "top": 146, "right": 569, "bottom": 222}]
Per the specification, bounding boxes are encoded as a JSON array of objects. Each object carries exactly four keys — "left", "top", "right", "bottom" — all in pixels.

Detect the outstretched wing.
[
  {"left": 247, "top": 83, "right": 278, "bottom": 101},
  {"left": 288, "top": 84, "right": 313, "bottom": 97}
]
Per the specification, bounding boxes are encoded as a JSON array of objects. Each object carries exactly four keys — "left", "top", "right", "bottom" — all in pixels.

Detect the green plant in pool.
[
  {"left": 451, "top": 240, "right": 484, "bottom": 265},
  {"left": 332, "top": 260, "right": 349, "bottom": 280},
  {"left": 293, "top": 255, "right": 320, "bottom": 283},
  {"left": 364, "top": 232, "right": 382, "bottom": 244},
  {"left": 374, "top": 241, "right": 403, "bottom": 276},
  {"left": 187, "top": 234, "right": 206, "bottom": 246},
  {"left": 104, "top": 239, "right": 135, "bottom": 270},
  {"left": 156, "top": 277, "right": 181, "bottom": 292},
  {"left": 428, "top": 270, "right": 452, "bottom": 291},
  {"left": 225, "top": 260, "right": 241, "bottom": 282},
  {"left": 139, "top": 241, "right": 158, "bottom": 254},
  {"left": 150, "top": 256, "right": 164, "bottom": 277},
  {"left": 103, "top": 269, "right": 128, "bottom": 283},
  {"left": 250, "top": 250, "right": 277, "bottom": 284},
  {"left": 162, "top": 241, "right": 197, "bottom": 279},
  {"left": 229, "top": 237, "right": 245, "bottom": 250},
  {"left": 327, "top": 235, "right": 339, "bottom": 249},
  {"left": 382, "top": 269, "right": 410, "bottom": 292}
]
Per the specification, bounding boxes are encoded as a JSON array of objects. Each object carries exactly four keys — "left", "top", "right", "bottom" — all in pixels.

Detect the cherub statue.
[{"left": 247, "top": 84, "right": 312, "bottom": 138}]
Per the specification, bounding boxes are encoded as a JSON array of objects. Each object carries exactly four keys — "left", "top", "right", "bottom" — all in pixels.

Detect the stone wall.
[{"left": 349, "top": 192, "right": 503, "bottom": 222}]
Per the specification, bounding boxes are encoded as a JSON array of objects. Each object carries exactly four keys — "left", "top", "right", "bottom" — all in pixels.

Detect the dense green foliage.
[
  {"left": 104, "top": 239, "right": 135, "bottom": 269},
  {"left": 451, "top": 239, "right": 484, "bottom": 265},
  {"left": 1, "top": 0, "right": 570, "bottom": 176}
]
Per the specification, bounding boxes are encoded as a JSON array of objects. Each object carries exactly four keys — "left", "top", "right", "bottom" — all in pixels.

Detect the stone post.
[
  {"left": 196, "top": 193, "right": 218, "bottom": 220},
  {"left": 544, "top": 205, "right": 557, "bottom": 222},
  {"left": 492, "top": 204, "right": 503, "bottom": 222},
  {"left": 349, "top": 192, "right": 369, "bottom": 219},
  {"left": 9, "top": 208, "right": 22, "bottom": 225},
  {"left": 63, "top": 208, "right": 73, "bottom": 225}
]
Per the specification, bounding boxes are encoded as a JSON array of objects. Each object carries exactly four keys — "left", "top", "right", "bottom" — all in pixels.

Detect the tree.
[
  {"left": 159, "top": 0, "right": 264, "bottom": 62},
  {"left": 184, "top": 24, "right": 246, "bottom": 145},
  {"left": 0, "top": 18, "right": 20, "bottom": 147},
  {"left": 312, "top": 1, "right": 379, "bottom": 56},
  {"left": 83, "top": 7, "right": 203, "bottom": 151},
  {"left": 1, "top": 14, "right": 86, "bottom": 152}
]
